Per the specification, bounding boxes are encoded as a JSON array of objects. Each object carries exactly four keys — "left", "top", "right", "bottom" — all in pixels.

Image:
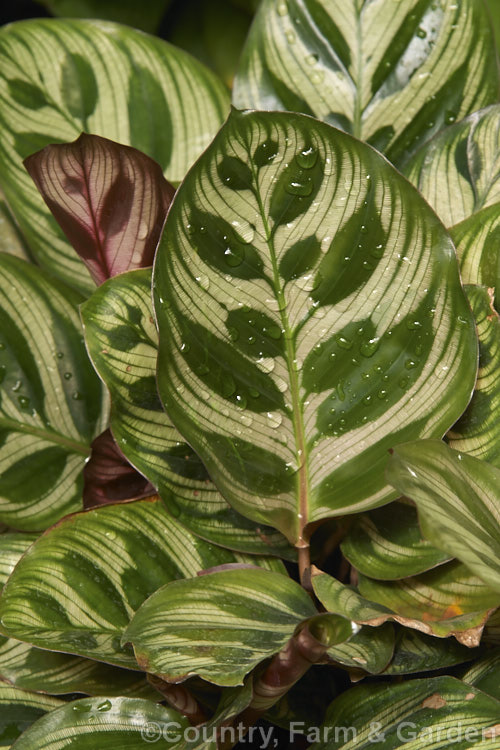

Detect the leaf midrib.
[
  {"left": 250, "top": 165, "right": 310, "bottom": 548},
  {"left": 0, "top": 416, "right": 89, "bottom": 456}
]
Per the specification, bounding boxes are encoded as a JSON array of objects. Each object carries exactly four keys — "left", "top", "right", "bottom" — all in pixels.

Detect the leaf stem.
[{"left": 147, "top": 674, "right": 208, "bottom": 725}]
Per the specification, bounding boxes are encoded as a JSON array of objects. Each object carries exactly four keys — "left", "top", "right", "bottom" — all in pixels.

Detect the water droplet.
[
  {"left": 236, "top": 394, "right": 247, "bottom": 408},
  {"left": 277, "top": 0, "right": 288, "bottom": 15},
  {"left": 222, "top": 376, "right": 236, "bottom": 398},
  {"left": 96, "top": 698, "right": 112, "bottom": 713},
  {"left": 285, "top": 174, "right": 314, "bottom": 196},
  {"left": 310, "top": 70, "right": 324, "bottom": 84},
  {"left": 363, "top": 395, "right": 372, "bottom": 406},
  {"left": 266, "top": 411, "right": 282, "bottom": 429},
  {"left": 12, "top": 379, "right": 22, "bottom": 392},
  {"left": 224, "top": 246, "right": 244, "bottom": 267},
  {"left": 249, "top": 387, "right": 260, "bottom": 398},
  {"left": 445, "top": 110, "right": 457, "bottom": 125},
  {"left": 195, "top": 275, "right": 210, "bottom": 290},
  {"left": 337, "top": 382, "right": 346, "bottom": 401},
  {"left": 240, "top": 413, "right": 253, "bottom": 427},
  {"left": 406, "top": 318, "right": 422, "bottom": 330},
  {"left": 371, "top": 243, "right": 384, "bottom": 259},
  {"left": 63, "top": 372, "right": 72, "bottom": 380},
  {"left": 267, "top": 325, "right": 282, "bottom": 340},
  {"left": 200, "top": 389, "right": 210, "bottom": 400},
  {"left": 72, "top": 391, "right": 83, "bottom": 400},
  {"left": 296, "top": 145, "right": 318, "bottom": 169},
  {"left": 56, "top": 351, "right": 64, "bottom": 359},
  {"left": 257, "top": 357, "right": 275, "bottom": 373},
  {"left": 285, "top": 29, "right": 296, "bottom": 43},
  {"left": 73, "top": 703, "right": 93, "bottom": 713},
  {"left": 360, "top": 337, "right": 380, "bottom": 357},
  {"left": 416, "top": 27, "right": 427, "bottom": 38},
  {"left": 405, "top": 359, "right": 417, "bottom": 370},
  {"left": 137, "top": 221, "right": 148, "bottom": 240},
  {"left": 227, "top": 326, "right": 239, "bottom": 342},
  {"left": 377, "top": 389, "right": 388, "bottom": 400},
  {"left": 232, "top": 220, "right": 255, "bottom": 244},
  {"left": 399, "top": 376, "right": 409, "bottom": 389},
  {"left": 457, "top": 315, "right": 468, "bottom": 325},
  {"left": 336, "top": 335, "right": 352, "bottom": 350},
  {"left": 18, "top": 395, "right": 30, "bottom": 409}
]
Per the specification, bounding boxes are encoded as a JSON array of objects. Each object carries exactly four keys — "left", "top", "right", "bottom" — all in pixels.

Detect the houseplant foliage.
[{"left": 0, "top": 0, "right": 499, "bottom": 747}]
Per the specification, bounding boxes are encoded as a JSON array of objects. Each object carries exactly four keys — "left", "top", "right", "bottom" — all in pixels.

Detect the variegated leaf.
[
  {"left": 341, "top": 501, "right": 450, "bottom": 580},
  {"left": 382, "top": 627, "right": 481, "bottom": 676},
  {"left": 0, "top": 199, "right": 31, "bottom": 261},
  {"left": 462, "top": 648, "right": 500, "bottom": 702},
  {"left": 448, "top": 286, "right": 500, "bottom": 464},
  {"left": 233, "top": 0, "right": 498, "bottom": 167},
  {"left": 0, "top": 498, "right": 281, "bottom": 668},
  {"left": 0, "top": 683, "right": 62, "bottom": 748},
  {"left": 405, "top": 104, "right": 500, "bottom": 228},
  {"left": 124, "top": 568, "right": 319, "bottom": 686},
  {"left": 153, "top": 108, "right": 477, "bottom": 547},
  {"left": 81, "top": 268, "right": 294, "bottom": 557},
  {"left": 313, "top": 564, "right": 500, "bottom": 646},
  {"left": 25, "top": 133, "right": 175, "bottom": 285},
  {"left": 387, "top": 440, "right": 500, "bottom": 592},
  {"left": 312, "top": 676, "right": 500, "bottom": 750},
  {"left": 0, "top": 255, "right": 107, "bottom": 531},
  {"left": 327, "top": 622, "right": 394, "bottom": 675},
  {"left": 0, "top": 19, "right": 229, "bottom": 292},
  {"left": 9, "top": 696, "right": 188, "bottom": 750}
]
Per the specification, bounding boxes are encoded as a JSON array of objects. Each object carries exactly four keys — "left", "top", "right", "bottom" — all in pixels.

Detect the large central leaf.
[{"left": 154, "top": 110, "right": 476, "bottom": 546}]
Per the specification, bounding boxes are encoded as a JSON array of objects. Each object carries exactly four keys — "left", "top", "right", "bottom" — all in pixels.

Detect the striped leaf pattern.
[
  {"left": 327, "top": 622, "right": 394, "bottom": 675},
  {"left": 312, "top": 676, "right": 500, "bottom": 750},
  {"left": 81, "top": 268, "right": 294, "bottom": 557},
  {"left": 313, "top": 564, "right": 500, "bottom": 646},
  {"left": 387, "top": 440, "right": 500, "bottom": 592},
  {"left": 382, "top": 628, "right": 479, "bottom": 676},
  {"left": 233, "top": 0, "right": 498, "bottom": 167},
  {"left": 341, "top": 501, "right": 450, "bottom": 580},
  {"left": 10, "top": 696, "right": 188, "bottom": 750},
  {"left": 448, "top": 286, "right": 500, "bottom": 465},
  {"left": 25, "top": 133, "right": 176, "bottom": 285},
  {"left": 0, "top": 683, "right": 62, "bottom": 748},
  {"left": 124, "top": 568, "right": 318, "bottom": 686},
  {"left": 0, "top": 497, "right": 273, "bottom": 668},
  {"left": 0, "top": 19, "right": 229, "bottom": 292},
  {"left": 462, "top": 649, "right": 500, "bottom": 702},
  {"left": 405, "top": 105, "right": 500, "bottom": 228},
  {"left": 0, "top": 199, "right": 31, "bottom": 261},
  {"left": 0, "top": 255, "right": 107, "bottom": 531},
  {"left": 153, "top": 108, "right": 477, "bottom": 546}
]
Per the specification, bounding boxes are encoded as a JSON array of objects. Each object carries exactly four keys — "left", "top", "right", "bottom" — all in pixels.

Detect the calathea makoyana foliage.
[{"left": 0, "top": 1, "right": 499, "bottom": 747}]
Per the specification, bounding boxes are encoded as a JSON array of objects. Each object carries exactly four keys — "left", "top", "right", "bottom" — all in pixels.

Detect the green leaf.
[
  {"left": 327, "top": 622, "right": 395, "bottom": 675},
  {"left": 0, "top": 255, "right": 107, "bottom": 531},
  {"left": 0, "top": 638, "right": 157, "bottom": 699},
  {"left": 9, "top": 696, "right": 188, "bottom": 750},
  {"left": 233, "top": 0, "right": 498, "bottom": 167},
  {"left": 0, "top": 200, "right": 31, "bottom": 262},
  {"left": 311, "top": 676, "right": 500, "bottom": 749},
  {"left": 382, "top": 627, "right": 481, "bottom": 676},
  {"left": 35, "top": 0, "right": 172, "bottom": 34},
  {"left": 462, "top": 648, "right": 500, "bottom": 702},
  {"left": 0, "top": 683, "right": 62, "bottom": 748},
  {"left": 341, "top": 501, "right": 450, "bottom": 580},
  {"left": 0, "top": 19, "right": 229, "bottom": 293},
  {"left": 313, "top": 564, "right": 500, "bottom": 646},
  {"left": 405, "top": 104, "right": 500, "bottom": 228},
  {"left": 0, "top": 497, "right": 271, "bottom": 668},
  {"left": 153, "top": 108, "right": 477, "bottom": 546},
  {"left": 448, "top": 286, "right": 500, "bottom": 464},
  {"left": 387, "top": 440, "right": 500, "bottom": 592},
  {"left": 124, "top": 568, "right": 318, "bottom": 686},
  {"left": 81, "top": 268, "right": 294, "bottom": 558},
  {"left": 0, "top": 533, "right": 36, "bottom": 588}
]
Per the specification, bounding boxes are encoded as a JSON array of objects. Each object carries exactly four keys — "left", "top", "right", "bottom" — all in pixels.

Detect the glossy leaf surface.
[
  {"left": 382, "top": 628, "right": 481, "bottom": 676},
  {"left": 81, "top": 269, "right": 294, "bottom": 557},
  {"left": 448, "top": 286, "right": 500, "bottom": 464},
  {"left": 327, "top": 622, "right": 394, "bottom": 675},
  {"left": 312, "top": 676, "right": 500, "bottom": 749},
  {"left": 0, "top": 683, "right": 62, "bottom": 748},
  {"left": 124, "top": 568, "right": 318, "bottom": 686},
  {"left": 10, "top": 696, "right": 188, "bottom": 750},
  {"left": 154, "top": 108, "right": 477, "bottom": 546},
  {"left": 387, "top": 440, "right": 500, "bottom": 592},
  {"left": 0, "top": 255, "right": 107, "bottom": 530},
  {"left": 0, "top": 498, "right": 268, "bottom": 668},
  {"left": 0, "top": 19, "right": 229, "bottom": 292},
  {"left": 25, "top": 133, "right": 175, "bottom": 285},
  {"left": 341, "top": 501, "right": 450, "bottom": 580},
  {"left": 313, "top": 564, "right": 500, "bottom": 646},
  {"left": 462, "top": 649, "right": 500, "bottom": 702},
  {"left": 406, "top": 105, "right": 500, "bottom": 227},
  {"left": 233, "top": 0, "right": 498, "bottom": 167}
]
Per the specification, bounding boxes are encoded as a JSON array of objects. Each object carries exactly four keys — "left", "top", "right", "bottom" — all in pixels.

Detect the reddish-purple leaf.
[
  {"left": 24, "top": 133, "right": 175, "bottom": 284},
  {"left": 83, "top": 428, "right": 155, "bottom": 509}
]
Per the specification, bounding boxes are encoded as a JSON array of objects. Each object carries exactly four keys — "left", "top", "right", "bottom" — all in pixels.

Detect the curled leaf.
[{"left": 24, "top": 133, "right": 175, "bottom": 285}]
